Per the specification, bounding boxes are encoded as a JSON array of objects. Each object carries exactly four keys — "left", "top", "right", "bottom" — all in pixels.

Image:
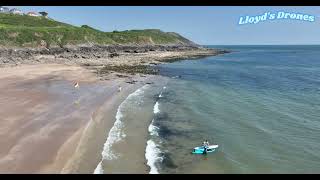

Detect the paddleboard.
[{"left": 192, "top": 145, "right": 219, "bottom": 154}]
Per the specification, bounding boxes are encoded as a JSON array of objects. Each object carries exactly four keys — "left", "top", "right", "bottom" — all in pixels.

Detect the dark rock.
[
  {"left": 126, "top": 81, "right": 135, "bottom": 84},
  {"left": 109, "top": 52, "right": 119, "bottom": 58},
  {"left": 2, "top": 59, "right": 9, "bottom": 63},
  {"left": 82, "top": 63, "right": 91, "bottom": 66},
  {"left": 115, "top": 74, "right": 129, "bottom": 78}
]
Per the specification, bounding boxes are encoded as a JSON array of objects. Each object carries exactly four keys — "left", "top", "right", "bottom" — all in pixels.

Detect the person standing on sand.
[
  {"left": 74, "top": 82, "right": 79, "bottom": 89},
  {"left": 74, "top": 82, "right": 80, "bottom": 105},
  {"left": 118, "top": 85, "right": 122, "bottom": 92}
]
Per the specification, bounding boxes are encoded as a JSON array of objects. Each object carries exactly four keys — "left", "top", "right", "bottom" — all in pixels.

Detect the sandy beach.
[
  {"left": 0, "top": 63, "right": 154, "bottom": 173},
  {"left": 0, "top": 44, "right": 226, "bottom": 174}
]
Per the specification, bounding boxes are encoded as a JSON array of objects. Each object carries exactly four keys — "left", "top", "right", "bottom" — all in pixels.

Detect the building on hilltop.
[
  {"left": 38, "top": 11, "right": 48, "bottom": 18},
  {"left": 9, "top": 8, "right": 23, "bottom": 15},
  {"left": 27, "top": 12, "right": 40, "bottom": 17}
]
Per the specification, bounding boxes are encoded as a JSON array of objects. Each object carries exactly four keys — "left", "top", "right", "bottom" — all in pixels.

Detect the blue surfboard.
[{"left": 192, "top": 145, "right": 219, "bottom": 154}]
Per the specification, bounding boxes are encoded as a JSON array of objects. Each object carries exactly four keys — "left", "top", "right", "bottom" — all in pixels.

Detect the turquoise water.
[{"left": 147, "top": 45, "right": 320, "bottom": 173}]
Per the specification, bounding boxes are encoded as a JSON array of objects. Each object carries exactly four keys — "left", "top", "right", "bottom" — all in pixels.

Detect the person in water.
[
  {"left": 202, "top": 140, "right": 209, "bottom": 154},
  {"left": 203, "top": 140, "right": 209, "bottom": 147}
]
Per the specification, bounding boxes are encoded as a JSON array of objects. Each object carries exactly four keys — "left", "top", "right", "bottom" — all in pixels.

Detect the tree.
[{"left": 39, "top": 11, "right": 48, "bottom": 17}]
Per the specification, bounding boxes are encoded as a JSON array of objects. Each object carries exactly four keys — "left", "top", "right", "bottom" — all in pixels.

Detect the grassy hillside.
[{"left": 0, "top": 13, "right": 197, "bottom": 48}]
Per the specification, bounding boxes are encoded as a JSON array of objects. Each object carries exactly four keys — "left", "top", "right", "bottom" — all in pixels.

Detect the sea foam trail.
[
  {"left": 153, "top": 102, "right": 160, "bottom": 114},
  {"left": 145, "top": 95, "right": 163, "bottom": 174},
  {"left": 94, "top": 85, "right": 147, "bottom": 174},
  {"left": 145, "top": 119, "right": 162, "bottom": 174},
  {"left": 159, "top": 86, "right": 166, "bottom": 97},
  {"left": 148, "top": 119, "right": 159, "bottom": 136},
  {"left": 145, "top": 139, "right": 162, "bottom": 174},
  {"left": 94, "top": 162, "right": 103, "bottom": 174}
]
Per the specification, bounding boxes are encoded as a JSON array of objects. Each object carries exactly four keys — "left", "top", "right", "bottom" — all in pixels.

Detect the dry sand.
[{"left": 0, "top": 64, "right": 153, "bottom": 173}]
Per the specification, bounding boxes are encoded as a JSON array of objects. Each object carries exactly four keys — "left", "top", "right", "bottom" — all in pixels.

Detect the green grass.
[
  {"left": 0, "top": 13, "right": 194, "bottom": 48},
  {"left": 0, "top": 13, "right": 71, "bottom": 27}
]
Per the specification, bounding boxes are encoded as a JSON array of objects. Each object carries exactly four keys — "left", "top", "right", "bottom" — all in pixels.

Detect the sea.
[{"left": 95, "top": 45, "right": 320, "bottom": 174}]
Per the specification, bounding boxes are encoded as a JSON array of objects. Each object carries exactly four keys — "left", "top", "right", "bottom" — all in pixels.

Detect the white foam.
[
  {"left": 93, "top": 85, "right": 147, "bottom": 174},
  {"left": 159, "top": 93, "right": 163, "bottom": 98},
  {"left": 145, "top": 140, "right": 163, "bottom": 174},
  {"left": 163, "top": 86, "right": 166, "bottom": 89},
  {"left": 148, "top": 120, "right": 159, "bottom": 136},
  {"left": 101, "top": 106, "right": 125, "bottom": 160},
  {"left": 93, "top": 162, "right": 104, "bottom": 174},
  {"left": 153, "top": 102, "right": 160, "bottom": 114}
]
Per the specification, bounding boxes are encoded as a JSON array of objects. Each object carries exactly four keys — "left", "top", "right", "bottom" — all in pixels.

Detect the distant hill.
[{"left": 0, "top": 13, "right": 199, "bottom": 48}]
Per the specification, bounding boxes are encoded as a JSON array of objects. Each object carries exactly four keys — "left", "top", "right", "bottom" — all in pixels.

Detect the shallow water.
[{"left": 94, "top": 78, "right": 168, "bottom": 174}]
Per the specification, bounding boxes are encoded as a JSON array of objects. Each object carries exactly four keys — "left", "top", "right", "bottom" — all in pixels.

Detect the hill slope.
[{"left": 0, "top": 13, "right": 198, "bottom": 48}]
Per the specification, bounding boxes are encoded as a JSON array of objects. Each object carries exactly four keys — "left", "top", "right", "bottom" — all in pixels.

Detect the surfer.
[
  {"left": 203, "top": 140, "right": 209, "bottom": 147},
  {"left": 202, "top": 140, "right": 209, "bottom": 154},
  {"left": 192, "top": 140, "right": 217, "bottom": 154}
]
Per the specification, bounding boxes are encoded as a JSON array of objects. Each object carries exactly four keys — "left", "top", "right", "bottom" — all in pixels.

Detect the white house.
[
  {"left": 10, "top": 8, "right": 23, "bottom": 15},
  {"left": 27, "top": 12, "right": 40, "bottom": 17}
]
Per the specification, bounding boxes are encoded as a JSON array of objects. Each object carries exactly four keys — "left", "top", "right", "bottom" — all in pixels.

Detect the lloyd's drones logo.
[{"left": 239, "top": 11, "right": 315, "bottom": 25}]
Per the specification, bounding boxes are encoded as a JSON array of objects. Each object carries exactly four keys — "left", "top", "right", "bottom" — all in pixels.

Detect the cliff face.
[{"left": 0, "top": 14, "right": 199, "bottom": 48}]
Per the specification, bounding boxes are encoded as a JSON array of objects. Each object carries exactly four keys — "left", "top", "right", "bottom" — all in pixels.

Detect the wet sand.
[{"left": 0, "top": 64, "right": 153, "bottom": 173}]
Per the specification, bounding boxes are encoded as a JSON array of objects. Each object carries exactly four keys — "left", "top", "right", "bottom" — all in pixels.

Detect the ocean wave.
[
  {"left": 93, "top": 85, "right": 148, "bottom": 174},
  {"left": 153, "top": 102, "right": 160, "bottom": 114},
  {"left": 145, "top": 116, "right": 162, "bottom": 173},
  {"left": 101, "top": 103, "right": 125, "bottom": 160},
  {"left": 148, "top": 119, "right": 159, "bottom": 136},
  {"left": 93, "top": 162, "right": 104, "bottom": 174},
  {"left": 145, "top": 139, "right": 163, "bottom": 174}
]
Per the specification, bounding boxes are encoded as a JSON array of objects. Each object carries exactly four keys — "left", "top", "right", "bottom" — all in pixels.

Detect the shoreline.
[
  {"left": 0, "top": 63, "right": 157, "bottom": 173},
  {"left": 0, "top": 46, "right": 229, "bottom": 173}
]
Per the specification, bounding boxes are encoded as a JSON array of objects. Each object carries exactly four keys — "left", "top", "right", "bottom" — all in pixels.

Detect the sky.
[{"left": 9, "top": 6, "right": 320, "bottom": 45}]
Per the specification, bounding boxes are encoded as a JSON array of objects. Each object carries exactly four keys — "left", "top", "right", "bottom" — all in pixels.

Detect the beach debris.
[
  {"left": 126, "top": 80, "right": 138, "bottom": 84},
  {"left": 115, "top": 74, "right": 129, "bottom": 78},
  {"left": 109, "top": 52, "right": 119, "bottom": 58}
]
